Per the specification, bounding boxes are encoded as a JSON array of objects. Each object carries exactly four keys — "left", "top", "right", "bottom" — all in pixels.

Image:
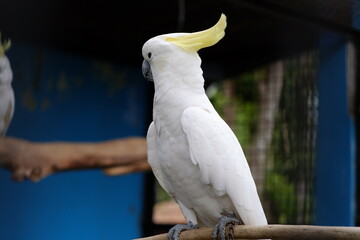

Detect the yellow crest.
[
  {"left": 0, "top": 33, "right": 11, "bottom": 57},
  {"left": 166, "top": 14, "right": 227, "bottom": 52}
]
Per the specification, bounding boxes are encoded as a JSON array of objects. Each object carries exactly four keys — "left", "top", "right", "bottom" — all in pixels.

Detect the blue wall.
[
  {"left": 316, "top": 32, "right": 356, "bottom": 226},
  {"left": 0, "top": 44, "right": 147, "bottom": 239}
]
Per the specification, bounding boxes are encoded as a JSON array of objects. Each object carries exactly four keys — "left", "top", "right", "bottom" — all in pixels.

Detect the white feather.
[
  {"left": 0, "top": 56, "right": 14, "bottom": 136},
  {"left": 181, "top": 107, "right": 267, "bottom": 225}
]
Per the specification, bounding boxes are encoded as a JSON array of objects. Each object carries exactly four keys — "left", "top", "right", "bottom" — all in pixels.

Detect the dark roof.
[{"left": 0, "top": 0, "right": 358, "bottom": 77}]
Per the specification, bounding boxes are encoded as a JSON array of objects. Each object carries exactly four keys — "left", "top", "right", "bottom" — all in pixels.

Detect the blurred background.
[{"left": 0, "top": 0, "right": 359, "bottom": 239}]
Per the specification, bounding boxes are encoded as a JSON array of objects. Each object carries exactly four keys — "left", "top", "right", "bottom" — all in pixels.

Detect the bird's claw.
[
  {"left": 212, "top": 215, "right": 241, "bottom": 240},
  {"left": 168, "top": 222, "right": 198, "bottom": 240}
]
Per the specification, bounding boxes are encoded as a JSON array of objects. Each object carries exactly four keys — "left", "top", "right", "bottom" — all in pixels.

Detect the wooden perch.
[
  {"left": 0, "top": 137, "right": 150, "bottom": 182},
  {"left": 136, "top": 224, "right": 360, "bottom": 240}
]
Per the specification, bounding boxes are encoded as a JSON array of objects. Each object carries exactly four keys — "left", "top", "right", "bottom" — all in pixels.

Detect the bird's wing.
[
  {"left": 181, "top": 107, "right": 267, "bottom": 225},
  {"left": 1, "top": 94, "right": 14, "bottom": 136},
  {"left": 146, "top": 121, "right": 173, "bottom": 197}
]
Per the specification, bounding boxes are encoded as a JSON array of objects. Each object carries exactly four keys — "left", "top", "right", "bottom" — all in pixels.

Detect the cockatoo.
[
  {"left": 142, "top": 14, "right": 268, "bottom": 240},
  {"left": 0, "top": 34, "right": 13, "bottom": 136}
]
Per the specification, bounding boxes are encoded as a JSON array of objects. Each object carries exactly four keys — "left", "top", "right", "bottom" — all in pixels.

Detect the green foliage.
[
  {"left": 235, "top": 71, "right": 259, "bottom": 102},
  {"left": 234, "top": 101, "right": 258, "bottom": 149},
  {"left": 265, "top": 171, "right": 297, "bottom": 224}
]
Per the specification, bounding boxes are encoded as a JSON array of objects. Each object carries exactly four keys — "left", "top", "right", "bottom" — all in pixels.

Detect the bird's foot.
[
  {"left": 212, "top": 214, "right": 241, "bottom": 240},
  {"left": 168, "top": 221, "right": 198, "bottom": 240}
]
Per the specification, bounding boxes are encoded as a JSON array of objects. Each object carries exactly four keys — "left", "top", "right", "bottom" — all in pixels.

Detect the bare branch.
[
  {"left": 136, "top": 224, "right": 360, "bottom": 240},
  {"left": 0, "top": 137, "right": 150, "bottom": 181}
]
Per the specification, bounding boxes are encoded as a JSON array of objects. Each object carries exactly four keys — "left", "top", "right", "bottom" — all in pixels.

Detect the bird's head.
[{"left": 142, "top": 14, "right": 226, "bottom": 89}]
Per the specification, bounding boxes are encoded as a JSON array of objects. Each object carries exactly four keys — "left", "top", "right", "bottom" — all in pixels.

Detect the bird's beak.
[{"left": 142, "top": 60, "right": 153, "bottom": 81}]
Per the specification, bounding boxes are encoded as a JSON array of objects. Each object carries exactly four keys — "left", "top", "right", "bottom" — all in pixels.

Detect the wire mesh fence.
[{"left": 207, "top": 50, "right": 318, "bottom": 225}]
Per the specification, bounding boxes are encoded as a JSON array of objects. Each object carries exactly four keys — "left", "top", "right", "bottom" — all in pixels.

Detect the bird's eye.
[{"left": 148, "top": 52, "right": 152, "bottom": 59}]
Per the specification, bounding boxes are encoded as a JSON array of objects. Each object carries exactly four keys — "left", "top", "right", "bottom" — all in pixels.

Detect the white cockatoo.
[
  {"left": 142, "top": 14, "right": 268, "bottom": 240},
  {"left": 0, "top": 34, "right": 13, "bottom": 136}
]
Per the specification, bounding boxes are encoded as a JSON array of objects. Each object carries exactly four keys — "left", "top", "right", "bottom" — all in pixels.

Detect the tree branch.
[
  {"left": 0, "top": 137, "right": 150, "bottom": 181},
  {"left": 136, "top": 224, "right": 360, "bottom": 240}
]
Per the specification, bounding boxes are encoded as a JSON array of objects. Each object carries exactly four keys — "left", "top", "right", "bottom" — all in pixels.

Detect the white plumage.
[
  {"left": 0, "top": 38, "right": 14, "bottom": 136},
  {"left": 142, "top": 14, "right": 267, "bottom": 237}
]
